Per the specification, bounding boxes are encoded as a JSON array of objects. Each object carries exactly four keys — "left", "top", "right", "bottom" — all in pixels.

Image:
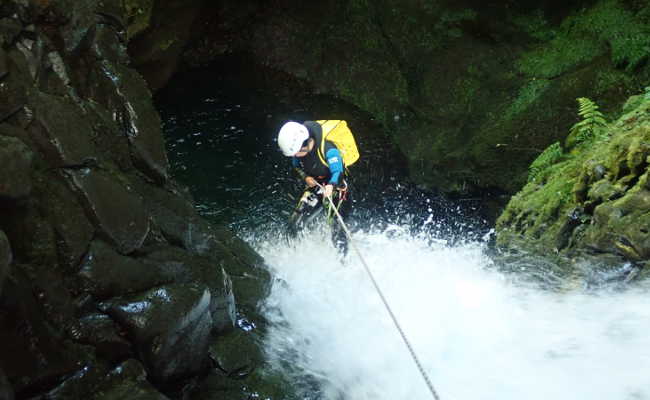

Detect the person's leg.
[{"left": 330, "top": 186, "right": 352, "bottom": 256}]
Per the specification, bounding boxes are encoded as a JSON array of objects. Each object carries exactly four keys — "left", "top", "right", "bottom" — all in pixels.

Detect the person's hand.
[
  {"left": 323, "top": 184, "right": 333, "bottom": 200},
  {"left": 305, "top": 176, "right": 317, "bottom": 187}
]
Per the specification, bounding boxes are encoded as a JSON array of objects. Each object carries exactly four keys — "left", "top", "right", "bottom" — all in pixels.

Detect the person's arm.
[
  {"left": 292, "top": 157, "right": 316, "bottom": 187},
  {"left": 322, "top": 148, "right": 344, "bottom": 199},
  {"left": 325, "top": 148, "right": 344, "bottom": 185}
]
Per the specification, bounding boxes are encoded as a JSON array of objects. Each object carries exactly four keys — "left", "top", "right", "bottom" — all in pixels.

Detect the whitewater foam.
[{"left": 257, "top": 226, "right": 650, "bottom": 400}]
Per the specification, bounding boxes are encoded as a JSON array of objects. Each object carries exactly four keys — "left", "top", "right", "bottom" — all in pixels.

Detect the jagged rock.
[
  {"left": 0, "top": 51, "right": 27, "bottom": 123},
  {"left": 74, "top": 313, "right": 132, "bottom": 364},
  {"left": 0, "top": 266, "right": 95, "bottom": 397},
  {"left": 0, "top": 230, "right": 10, "bottom": 297},
  {"left": 94, "top": 62, "right": 169, "bottom": 182},
  {"left": 41, "top": 359, "right": 170, "bottom": 400},
  {"left": 99, "top": 284, "right": 213, "bottom": 381},
  {"left": 0, "top": 1, "right": 275, "bottom": 397},
  {"left": 127, "top": 0, "right": 204, "bottom": 91},
  {"left": 209, "top": 328, "right": 261, "bottom": 377},
  {"left": 33, "top": 171, "right": 94, "bottom": 271},
  {"left": 57, "top": 0, "right": 97, "bottom": 54},
  {"left": 0, "top": 135, "right": 32, "bottom": 199},
  {"left": 0, "top": 199, "right": 58, "bottom": 266},
  {"left": 188, "top": 367, "right": 290, "bottom": 400},
  {"left": 584, "top": 189, "right": 650, "bottom": 260},
  {"left": 94, "top": 359, "right": 171, "bottom": 400},
  {"left": 77, "top": 240, "right": 172, "bottom": 300},
  {"left": 140, "top": 246, "right": 237, "bottom": 333},
  {"left": 91, "top": 23, "right": 129, "bottom": 65},
  {"left": 29, "top": 91, "right": 96, "bottom": 167},
  {"left": 65, "top": 169, "right": 149, "bottom": 255},
  {"left": 139, "top": 183, "right": 269, "bottom": 317}
]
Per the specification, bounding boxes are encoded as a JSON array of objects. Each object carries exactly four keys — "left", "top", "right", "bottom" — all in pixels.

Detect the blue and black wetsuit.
[{"left": 291, "top": 120, "right": 351, "bottom": 254}]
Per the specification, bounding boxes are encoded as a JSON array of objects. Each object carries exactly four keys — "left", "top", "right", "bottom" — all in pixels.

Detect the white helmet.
[{"left": 278, "top": 122, "right": 309, "bottom": 156}]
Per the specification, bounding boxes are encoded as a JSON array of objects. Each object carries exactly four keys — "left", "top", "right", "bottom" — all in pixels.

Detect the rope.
[{"left": 320, "top": 185, "right": 441, "bottom": 400}]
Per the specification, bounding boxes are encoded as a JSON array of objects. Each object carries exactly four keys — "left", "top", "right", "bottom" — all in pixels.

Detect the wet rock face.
[
  {"left": 0, "top": 135, "right": 33, "bottom": 199},
  {"left": 496, "top": 96, "right": 650, "bottom": 275},
  {"left": 0, "top": 0, "right": 272, "bottom": 398},
  {"left": 66, "top": 169, "right": 150, "bottom": 255},
  {"left": 100, "top": 284, "right": 213, "bottom": 382}
]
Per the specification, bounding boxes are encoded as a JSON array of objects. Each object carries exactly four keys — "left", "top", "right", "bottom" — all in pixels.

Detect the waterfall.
[{"left": 257, "top": 225, "right": 650, "bottom": 400}]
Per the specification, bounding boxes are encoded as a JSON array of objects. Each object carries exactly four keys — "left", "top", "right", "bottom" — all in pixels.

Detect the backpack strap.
[{"left": 317, "top": 120, "right": 331, "bottom": 167}]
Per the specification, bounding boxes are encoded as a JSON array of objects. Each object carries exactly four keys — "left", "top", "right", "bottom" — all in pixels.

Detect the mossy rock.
[{"left": 496, "top": 94, "right": 650, "bottom": 271}]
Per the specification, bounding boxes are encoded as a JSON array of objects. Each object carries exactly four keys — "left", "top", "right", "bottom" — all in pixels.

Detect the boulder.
[
  {"left": 209, "top": 328, "right": 262, "bottom": 377},
  {"left": 74, "top": 313, "right": 132, "bottom": 364},
  {"left": 138, "top": 183, "right": 269, "bottom": 316},
  {"left": 140, "top": 246, "right": 236, "bottom": 333},
  {"left": 40, "top": 171, "right": 95, "bottom": 271},
  {"left": 0, "top": 135, "right": 33, "bottom": 199},
  {"left": 0, "top": 266, "right": 95, "bottom": 396},
  {"left": 40, "top": 359, "right": 170, "bottom": 400},
  {"left": 99, "top": 283, "right": 213, "bottom": 381},
  {"left": 65, "top": 169, "right": 150, "bottom": 255},
  {"left": 94, "top": 359, "right": 171, "bottom": 400},
  {"left": 77, "top": 240, "right": 172, "bottom": 300},
  {"left": 92, "top": 62, "right": 169, "bottom": 183},
  {"left": 29, "top": 91, "right": 97, "bottom": 167}
]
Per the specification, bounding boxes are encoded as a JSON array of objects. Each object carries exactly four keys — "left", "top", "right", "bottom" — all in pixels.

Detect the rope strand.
[{"left": 323, "top": 187, "right": 441, "bottom": 400}]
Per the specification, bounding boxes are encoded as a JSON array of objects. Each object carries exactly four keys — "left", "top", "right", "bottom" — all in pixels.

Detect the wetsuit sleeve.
[{"left": 325, "top": 148, "right": 344, "bottom": 185}]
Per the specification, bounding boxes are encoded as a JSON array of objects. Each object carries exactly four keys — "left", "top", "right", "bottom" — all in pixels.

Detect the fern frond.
[
  {"left": 570, "top": 97, "right": 608, "bottom": 144},
  {"left": 528, "top": 141, "right": 562, "bottom": 182}
]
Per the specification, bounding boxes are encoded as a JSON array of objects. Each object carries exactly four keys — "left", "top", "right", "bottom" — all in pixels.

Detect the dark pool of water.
[{"left": 155, "top": 64, "right": 489, "bottom": 243}]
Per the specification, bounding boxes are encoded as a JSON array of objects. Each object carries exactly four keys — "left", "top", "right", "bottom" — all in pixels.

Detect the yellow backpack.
[{"left": 315, "top": 120, "right": 360, "bottom": 168}]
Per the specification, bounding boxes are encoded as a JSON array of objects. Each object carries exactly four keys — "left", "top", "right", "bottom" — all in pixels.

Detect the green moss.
[
  {"left": 517, "top": 34, "right": 605, "bottom": 78},
  {"left": 496, "top": 157, "right": 580, "bottom": 249},
  {"left": 516, "top": 0, "right": 650, "bottom": 79},
  {"left": 505, "top": 79, "right": 551, "bottom": 119},
  {"left": 511, "top": 10, "right": 556, "bottom": 41},
  {"left": 528, "top": 141, "right": 563, "bottom": 182},
  {"left": 579, "top": 0, "right": 650, "bottom": 70},
  {"left": 594, "top": 69, "right": 633, "bottom": 94},
  {"left": 497, "top": 95, "right": 650, "bottom": 256}
]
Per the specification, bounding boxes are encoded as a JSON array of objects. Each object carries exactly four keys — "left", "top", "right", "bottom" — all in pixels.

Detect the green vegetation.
[
  {"left": 505, "top": 79, "right": 551, "bottom": 119},
  {"left": 517, "top": 34, "right": 605, "bottom": 79},
  {"left": 516, "top": 0, "right": 650, "bottom": 78},
  {"left": 528, "top": 141, "right": 562, "bottom": 182},
  {"left": 497, "top": 92, "right": 650, "bottom": 261},
  {"left": 569, "top": 97, "right": 608, "bottom": 144}
]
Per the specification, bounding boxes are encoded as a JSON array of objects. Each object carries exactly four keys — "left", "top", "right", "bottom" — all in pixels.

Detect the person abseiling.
[{"left": 277, "top": 120, "right": 359, "bottom": 254}]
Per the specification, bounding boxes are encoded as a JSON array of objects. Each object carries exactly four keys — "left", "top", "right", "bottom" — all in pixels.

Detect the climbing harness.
[
  {"left": 287, "top": 188, "right": 324, "bottom": 232},
  {"left": 319, "top": 183, "right": 442, "bottom": 400}
]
